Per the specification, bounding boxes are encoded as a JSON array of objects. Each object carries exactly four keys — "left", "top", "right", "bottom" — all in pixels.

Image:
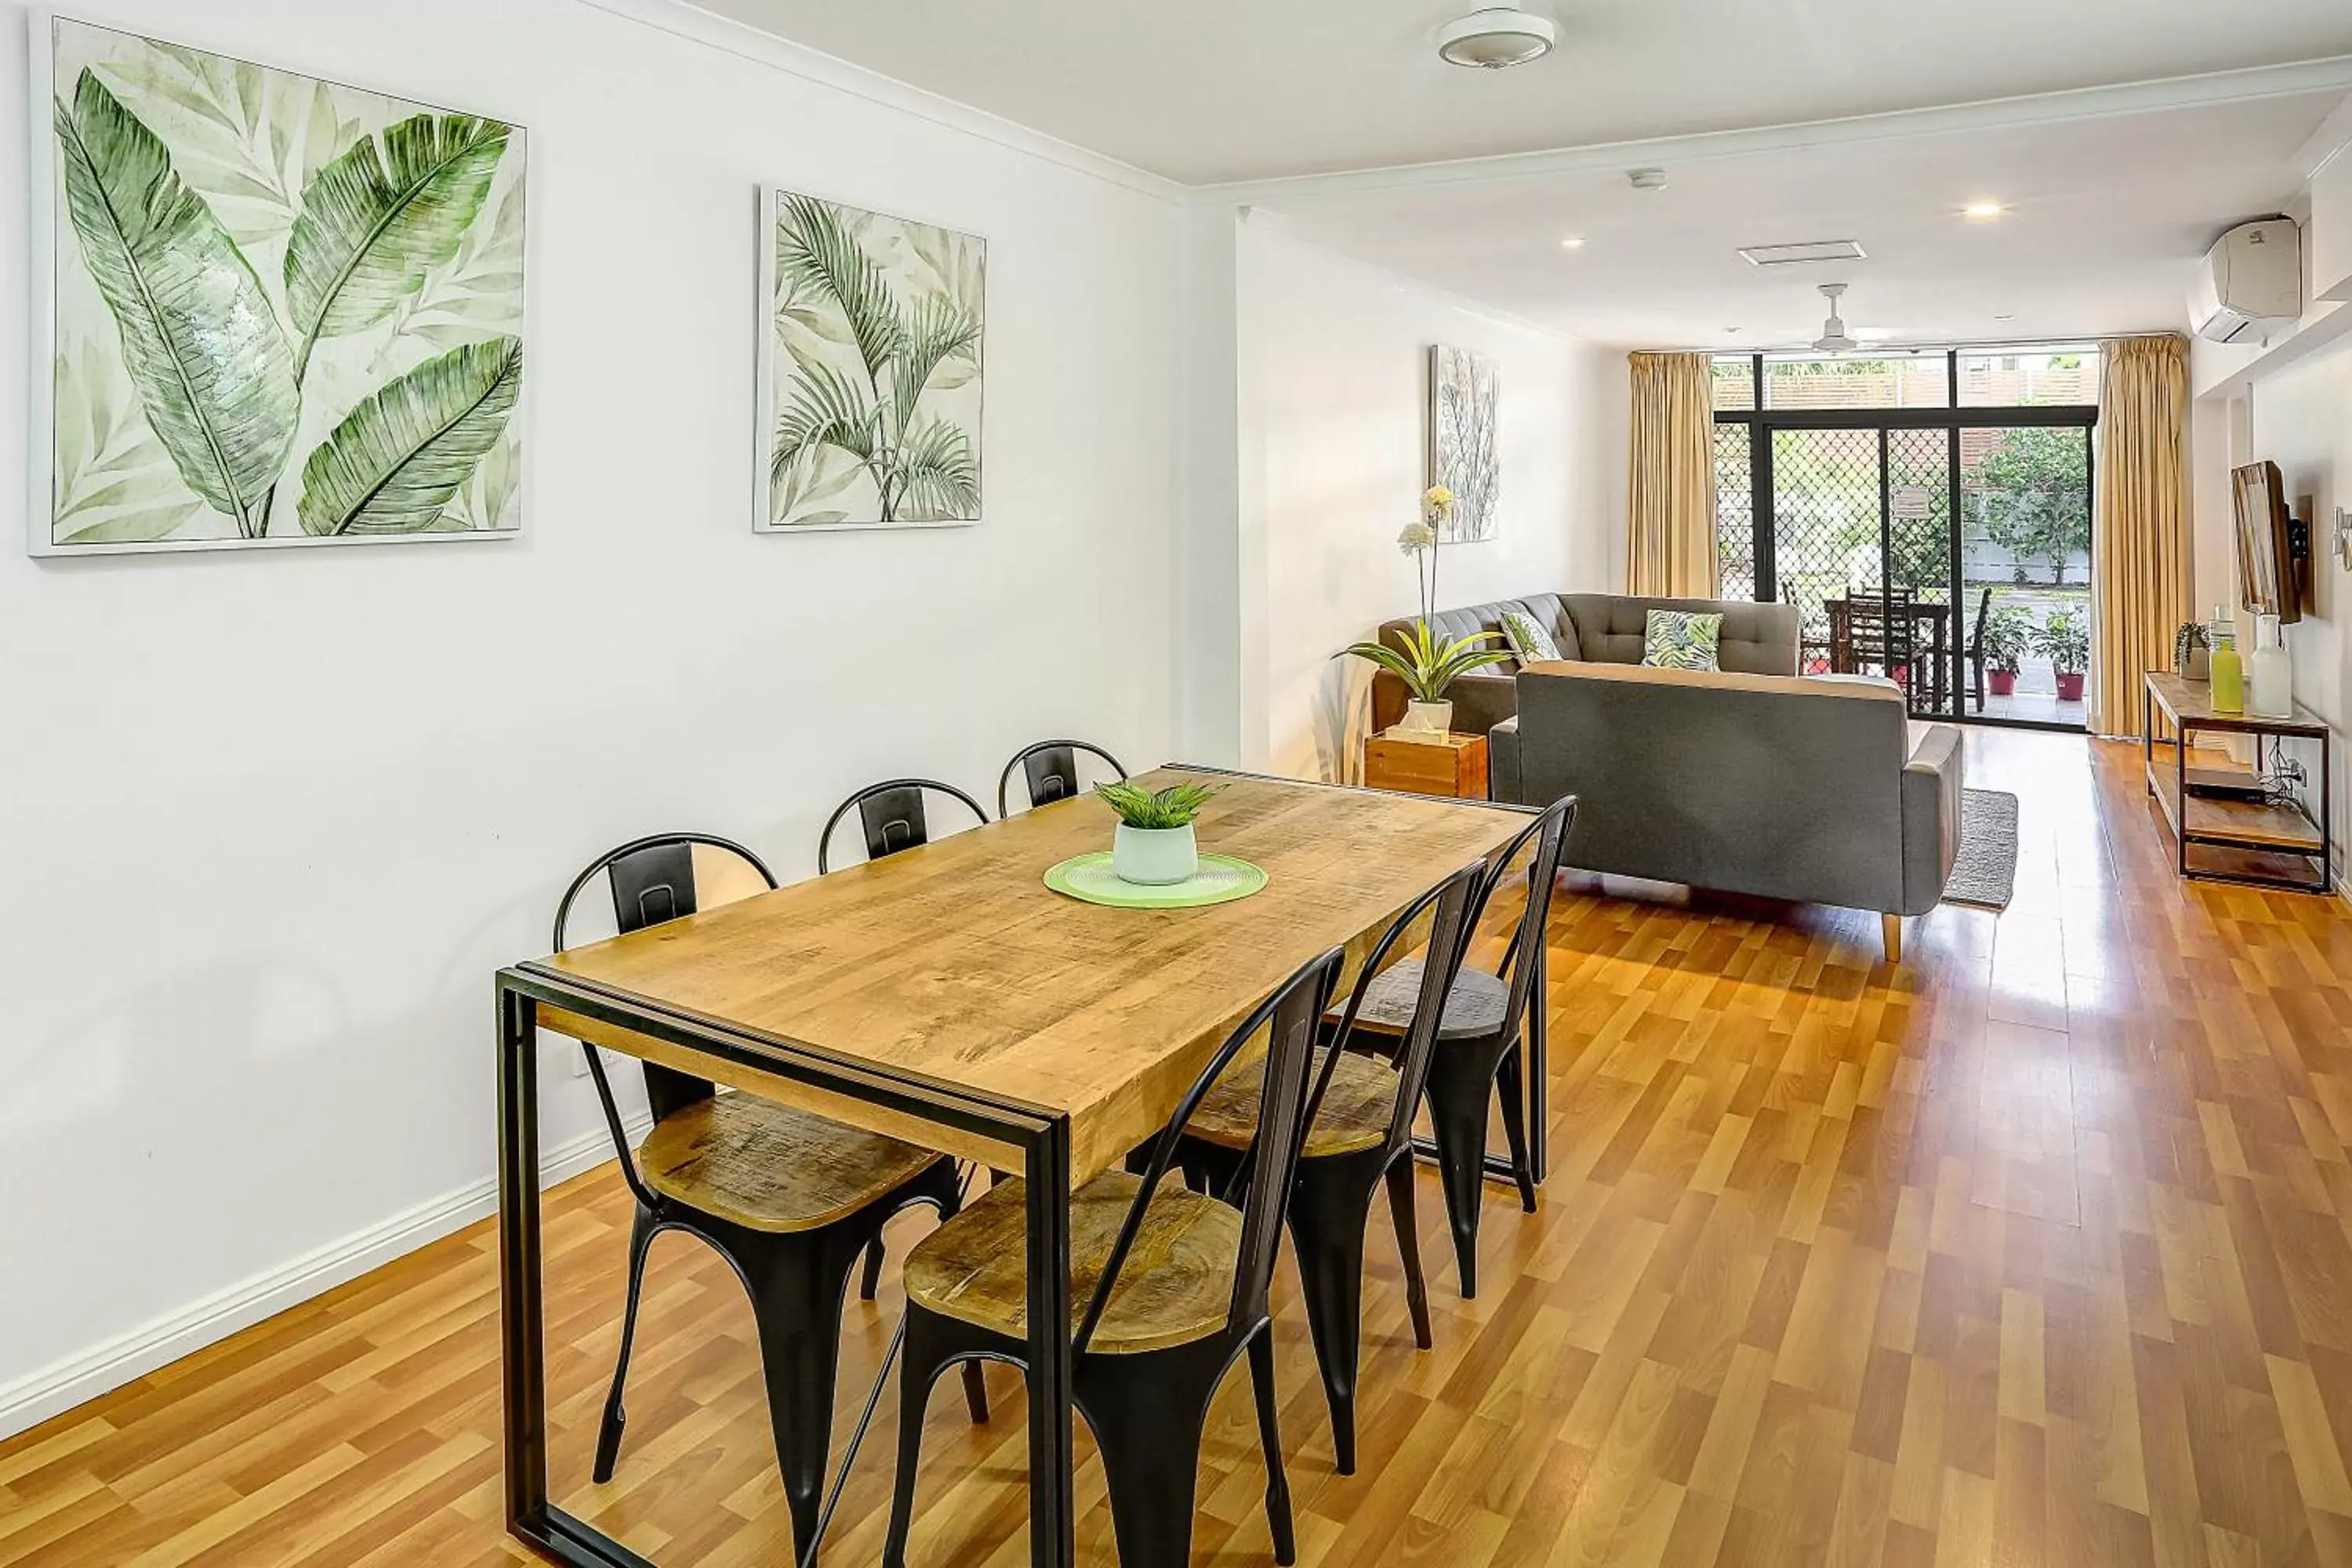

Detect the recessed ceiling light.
[
  {"left": 1994, "top": 314, "right": 2017, "bottom": 321},
  {"left": 1559, "top": 235, "right": 1586, "bottom": 249},
  {"left": 1436, "top": 8, "right": 1556, "bottom": 69},
  {"left": 1964, "top": 201, "right": 2005, "bottom": 221}
]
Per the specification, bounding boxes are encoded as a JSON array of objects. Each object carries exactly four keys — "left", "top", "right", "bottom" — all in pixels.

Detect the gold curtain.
[
  {"left": 1625, "top": 352, "right": 1720, "bottom": 598},
  {"left": 2089, "top": 335, "right": 2190, "bottom": 737}
]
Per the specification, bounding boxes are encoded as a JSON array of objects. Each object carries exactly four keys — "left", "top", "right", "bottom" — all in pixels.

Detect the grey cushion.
[{"left": 1560, "top": 594, "right": 1798, "bottom": 675}]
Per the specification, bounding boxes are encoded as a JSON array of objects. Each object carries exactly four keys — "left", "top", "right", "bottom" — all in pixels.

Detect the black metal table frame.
[
  {"left": 494, "top": 768, "right": 1552, "bottom": 1568},
  {"left": 2142, "top": 682, "right": 2334, "bottom": 895},
  {"left": 495, "top": 964, "right": 1075, "bottom": 1568}
]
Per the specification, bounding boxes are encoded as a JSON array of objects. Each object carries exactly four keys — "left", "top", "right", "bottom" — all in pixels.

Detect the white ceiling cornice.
[
  {"left": 1193, "top": 55, "right": 2352, "bottom": 207},
  {"left": 2293, "top": 92, "right": 2352, "bottom": 178},
  {"left": 575, "top": 0, "right": 1185, "bottom": 200}
]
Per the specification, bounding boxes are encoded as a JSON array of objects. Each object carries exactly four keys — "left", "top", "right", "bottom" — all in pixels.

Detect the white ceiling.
[
  {"left": 703, "top": 0, "right": 2352, "bottom": 184},
  {"left": 1258, "top": 92, "right": 2346, "bottom": 347}
]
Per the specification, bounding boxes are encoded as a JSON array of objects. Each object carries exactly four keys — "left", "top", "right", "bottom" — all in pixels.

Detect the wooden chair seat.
[
  {"left": 902, "top": 1172, "right": 1239, "bottom": 1355},
  {"left": 637, "top": 1094, "right": 946, "bottom": 1234},
  {"left": 1335, "top": 957, "right": 1508, "bottom": 1040},
  {"left": 1183, "top": 1051, "right": 1397, "bottom": 1158}
]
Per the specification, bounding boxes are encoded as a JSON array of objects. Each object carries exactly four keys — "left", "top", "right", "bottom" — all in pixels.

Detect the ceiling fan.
[{"left": 1812, "top": 283, "right": 1859, "bottom": 353}]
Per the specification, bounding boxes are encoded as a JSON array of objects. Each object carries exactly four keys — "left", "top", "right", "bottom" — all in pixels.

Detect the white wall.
[
  {"left": 0, "top": 0, "right": 1185, "bottom": 1431},
  {"left": 2246, "top": 339, "right": 2351, "bottom": 872},
  {"left": 1234, "top": 220, "right": 1611, "bottom": 782}
]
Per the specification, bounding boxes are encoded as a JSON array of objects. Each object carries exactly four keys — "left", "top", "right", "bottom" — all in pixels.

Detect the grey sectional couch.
[
  {"left": 1374, "top": 590, "right": 1965, "bottom": 960},
  {"left": 1368, "top": 592, "right": 1802, "bottom": 733}
]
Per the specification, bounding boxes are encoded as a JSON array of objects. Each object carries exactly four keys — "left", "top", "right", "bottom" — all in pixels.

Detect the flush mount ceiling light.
[
  {"left": 1559, "top": 234, "right": 1586, "bottom": 249},
  {"left": 1436, "top": 8, "right": 1556, "bottom": 69},
  {"left": 1964, "top": 200, "right": 2005, "bottom": 221}
]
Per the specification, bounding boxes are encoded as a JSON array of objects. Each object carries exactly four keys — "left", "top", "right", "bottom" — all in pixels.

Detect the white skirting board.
[{"left": 0, "top": 1110, "right": 651, "bottom": 1443}]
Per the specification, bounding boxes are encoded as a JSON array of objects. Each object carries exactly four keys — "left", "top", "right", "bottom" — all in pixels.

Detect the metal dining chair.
[
  {"left": 1175, "top": 857, "right": 1486, "bottom": 1474},
  {"left": 996, "top": 739, "right": 1127, "bottom": 817},
  {"left": 553, "top": 833, "right": 985, "bottom": 1563},
  {"left": 1962, "top": 586, "right": 1994, "bottom": 712},
  {"left": 882, "top": 944, "right": 1348, "bottom": 1568},
  {"left": 817, "top": 779, "right": 989, "bottom": 874},
  {"left": 1339, "top": 795, "right": 1577, "bottom": 1298},
  {"left": 817, "top": 779, "right": 992, "bottom": 1298}
]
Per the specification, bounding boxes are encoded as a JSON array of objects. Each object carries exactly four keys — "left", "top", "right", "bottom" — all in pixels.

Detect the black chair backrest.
[
  {"left": 1472, "top": 796, "right": 1577, "bottom": 1055},
  {"left": 1076, "top": 944, "right": 1346, "bottom": 1355},
  {"left": 997, "top": 739, "right": 1128, "bottom": 817},
  {"left": 817, "top": 779, "right": 989, "bottom": 873},
  {"left": 1965, "top": 586, "right": 1994, "bottom": 657},
  {"left": 552, "top": 834, "right": 780, "bottom": 1194},
  {"left": 1319, "top": 860, "right": 1487, "bottom": 1164}
]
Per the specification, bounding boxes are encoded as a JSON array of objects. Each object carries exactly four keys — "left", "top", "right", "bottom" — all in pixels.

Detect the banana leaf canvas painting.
[
  {"left": 33, "top": 18, "right": 527, "bottom": 555},
  {"left": 1428, "top": 344, "right": 1500, "bottom": 543},
  {"left": 756, "top": 188, "right": 985, "bottom": 532}
]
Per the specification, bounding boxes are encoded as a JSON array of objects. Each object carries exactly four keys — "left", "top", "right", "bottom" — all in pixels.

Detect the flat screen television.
[{"left": 2231, "top": 459, "right": 2300, "bottom": 624}]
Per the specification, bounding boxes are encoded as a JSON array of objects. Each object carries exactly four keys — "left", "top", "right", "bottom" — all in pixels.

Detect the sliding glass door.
[{"left": 1711, "top": 350, "right": 2098, "bottom": 731}]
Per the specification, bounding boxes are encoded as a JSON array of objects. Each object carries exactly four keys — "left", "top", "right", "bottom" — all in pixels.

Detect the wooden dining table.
[{"left": 494, "top": 766, "right": 1534, "bottom": 1568}]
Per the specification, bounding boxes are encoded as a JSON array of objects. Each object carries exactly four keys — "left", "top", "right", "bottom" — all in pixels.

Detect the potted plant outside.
[
  {"left": 2033, "top": 611, "right": 2092, "bottom": 702},
  {"left": 1095, "top": 779, "right": 1224, "bottom": 886},
  {"left": 1982, "top": 603, "right": 2033, "bottom": 697},
  {"left": 1341, "top": 485, "right": 1510, "bottom": 734}
]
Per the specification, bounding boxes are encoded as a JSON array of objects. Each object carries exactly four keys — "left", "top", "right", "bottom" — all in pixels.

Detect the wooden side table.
[
  {"left": 1363, "top": 731, "right": 1488, "bottom": 800},
  {"left": 2143, "top": 670, "right": 2332, "bottom": 892}
]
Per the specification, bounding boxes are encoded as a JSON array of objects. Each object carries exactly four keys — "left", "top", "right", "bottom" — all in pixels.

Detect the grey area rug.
[{"left": 1943, "top": 788, "right": 2022, "bottom": 910}]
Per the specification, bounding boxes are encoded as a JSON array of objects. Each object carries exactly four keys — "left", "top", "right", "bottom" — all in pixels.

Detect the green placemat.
[{"left": 1044, "top": 852, "right": 1269, "bottom": 909}]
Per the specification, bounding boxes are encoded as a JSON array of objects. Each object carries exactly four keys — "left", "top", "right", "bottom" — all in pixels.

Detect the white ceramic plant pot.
[
  {"left": 1403, "top": 699, "right": 1454, "bottom": 734},
  {"left": 1112, "top": 823, "right": 1199, "bottom": 886}
]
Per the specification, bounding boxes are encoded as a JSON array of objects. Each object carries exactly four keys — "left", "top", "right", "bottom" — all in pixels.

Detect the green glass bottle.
[{"left": 2209, "top": 607, "right": 2244, "bottom": 714}]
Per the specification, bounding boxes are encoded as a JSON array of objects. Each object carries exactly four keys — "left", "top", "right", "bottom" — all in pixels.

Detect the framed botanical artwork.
[
  {"left": 755, "top": 187, "right": 985, "bottom": 532},
  {"left": 1428, "top": 344, "right": 1500, "bottom": 543},
  {"left": 30, "top": 14, "right": 528, "bottom": 556}
]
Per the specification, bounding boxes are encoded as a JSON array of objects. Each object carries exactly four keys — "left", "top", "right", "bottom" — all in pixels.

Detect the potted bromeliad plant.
[
  {"left": 1982, "top": 603, "right": 2034, "bottom": 697},
  {"left": 1096, "top": 779, "right": 1225, "bottom": 886},
  {"left": 2033, "top": 610, "right": 2092, "bottom": 702},
  {"left": 1339, "top": 485, "right": 1511, "bottom": 734}
]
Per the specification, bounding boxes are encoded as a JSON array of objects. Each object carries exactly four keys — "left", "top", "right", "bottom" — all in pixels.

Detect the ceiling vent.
[{"left": 1738, "top": 238, "right": 1867, "bottom": 268}]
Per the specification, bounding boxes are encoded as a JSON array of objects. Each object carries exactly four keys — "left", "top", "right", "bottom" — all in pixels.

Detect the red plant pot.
[
  {"left": 1987, "top": 670, "right": 2018, "bottom": 697},
  {"left": 2055, "top": 672, "right": 2085, "bottom": 702}
]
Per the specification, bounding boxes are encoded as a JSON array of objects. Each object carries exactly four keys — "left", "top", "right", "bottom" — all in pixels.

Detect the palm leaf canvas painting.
[
  {"left": 757, "top": 188, "right": 985, "bottom": 532},
  {"left": 1428, "top": 344, "right": 1500, "bottom": 543},
  {"left": 33, "top": 18, "right": 527, "bottom": 555}
]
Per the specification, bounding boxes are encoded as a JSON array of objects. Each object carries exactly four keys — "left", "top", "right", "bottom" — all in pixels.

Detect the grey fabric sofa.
[
  {"left": 1489, "top": 660, "right": 1965, "bottom": 961},
  {"left": 1369, "top": 592, "right": 1802, "bottom": 734}
]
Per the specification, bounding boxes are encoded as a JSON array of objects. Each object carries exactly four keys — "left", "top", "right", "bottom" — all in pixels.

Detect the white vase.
[
  {"left": 2249, "top": 613, "right": 2294, "bottom": 719},
  {"left": 1112, "top": 823, "right": 1199, "bottom": 885},
  {"left": 1402, "top": 698, "right": 1454, "bottom": 734}
]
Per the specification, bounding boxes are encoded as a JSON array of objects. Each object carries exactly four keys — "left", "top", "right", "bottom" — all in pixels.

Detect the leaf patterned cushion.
[
  {"left": 1641, "top": 610, "right": 1723, "bottom": 671},
  {"left": 1499, "top": 609, "right": 1563, "bottom": 666}
]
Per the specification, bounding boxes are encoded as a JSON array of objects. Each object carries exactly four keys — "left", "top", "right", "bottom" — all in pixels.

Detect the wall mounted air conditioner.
[{"left": 2189, "top": 219, "right": 2303, "bottom": 343}]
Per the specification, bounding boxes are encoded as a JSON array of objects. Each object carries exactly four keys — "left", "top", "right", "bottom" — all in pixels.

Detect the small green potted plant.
[
  {"left": 1341, "top": 620, "right": 1512, "bottom": 735},
  {"left": 1096, "top": 779, "right": 1225, "bottom": 885},
  {"left": 1336, "top": 485, "right": 1511, "bottom": 735},
  {"left": 2032, "top": 610, "right": 2092, "bottom": 702},
  {"left": 1982, "top": 603, "right": 2033, "bottom": 697}
]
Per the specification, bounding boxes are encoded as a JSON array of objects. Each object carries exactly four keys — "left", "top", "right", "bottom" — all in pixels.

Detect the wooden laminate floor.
[{"left": 6, "top": 731, "right": 2352, "bottom": 1567}]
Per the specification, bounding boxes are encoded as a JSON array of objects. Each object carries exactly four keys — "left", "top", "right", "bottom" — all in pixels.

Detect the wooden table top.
[
  {"left": 535, "top": 769, "right": 1523, "bottom": 1181},
  {"left": 2144, "top": 669, "right": 2331, "bottom": 738}
]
